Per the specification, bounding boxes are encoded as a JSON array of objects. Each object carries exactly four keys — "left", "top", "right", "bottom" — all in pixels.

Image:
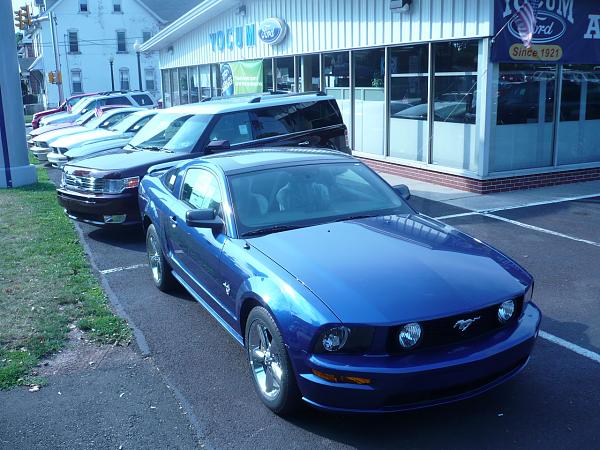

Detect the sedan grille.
[
  {"left": 62, "top": 173, "right": 106, "bottom": 193},
  {"left": 388, "top": 296, "right": 524, "bottom": 353},
  {"left": 38, "top": 141, "right": 49, "bottom": 148}
]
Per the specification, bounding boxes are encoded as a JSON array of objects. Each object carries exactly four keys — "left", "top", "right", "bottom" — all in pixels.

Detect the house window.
[
  {"left": 79, "top": 0, "right": 88, "bottom": 12},
  {"left": 68, "top": 31, "right": 79, "bottom": 53},
  {"left": 116, "top": 31, "right": 127, "bottom": 53},
  {"left": 119, "top": 68, "right": 130, "bottom": 91},
  {"left": 71, "top": 69, "right": 82, "bottom": 93},
  {"left": 145, "top": 69, "right": 156, "bottom": 91},
  {"left": 113, "top": 0, "right": 122, "bottom": 13},
  {"left": 142, "top": 31, "right": 152, "bottom": 43}
]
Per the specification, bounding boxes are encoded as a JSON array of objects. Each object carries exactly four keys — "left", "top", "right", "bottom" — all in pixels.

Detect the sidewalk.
[{"left": 378, "top": 172, "right": 600, "bottom": 213}]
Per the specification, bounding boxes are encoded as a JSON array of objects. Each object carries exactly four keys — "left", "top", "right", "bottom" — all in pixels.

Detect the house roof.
[
  {"left": 18, "top": 57, "right": 37, "bottom": 73},
  {"left": 43, "top": 0, "right": 203, "bottom": 24}
]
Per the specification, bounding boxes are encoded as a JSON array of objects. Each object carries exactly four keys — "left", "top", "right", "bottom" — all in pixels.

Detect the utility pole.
[
  {"left": 49, "top": 11, "right": 64, "bottom": 104},
  {"left": 0, "top": 0, "right": 37, "bottom": 188}
]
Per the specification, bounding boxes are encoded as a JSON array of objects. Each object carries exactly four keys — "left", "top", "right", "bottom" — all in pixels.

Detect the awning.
[{"left": 28, "top": 55, "right": 44, "bottom": 72}]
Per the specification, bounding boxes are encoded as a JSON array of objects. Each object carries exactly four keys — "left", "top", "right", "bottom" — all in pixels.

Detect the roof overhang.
[
  {"left": 139, "top": 0, "right": 237, "bottom": 52},
  {"left": 28, "top": 56, "right": 44, "bottom": 71}
]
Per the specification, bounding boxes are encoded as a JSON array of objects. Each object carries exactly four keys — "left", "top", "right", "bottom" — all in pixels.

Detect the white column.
[{"left": 0, "top": 1, "right": 37, "bottom": 188}]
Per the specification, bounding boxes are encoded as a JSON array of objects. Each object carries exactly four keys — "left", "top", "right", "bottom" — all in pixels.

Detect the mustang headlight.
[
  {"left": 498, "top": 299, "right": 515, "bottom": 323},
  {"left": 398, "top": 322, "right": 422, "bottom": 349},
  {"left": 314, "top": 326, "right": 374, "bottom": 353},
  {"left": 103, "top": 176, "right": 139, "bottom": 194},
  {"left": 524, "top": 283, "right": 534, "bottom": 303}
]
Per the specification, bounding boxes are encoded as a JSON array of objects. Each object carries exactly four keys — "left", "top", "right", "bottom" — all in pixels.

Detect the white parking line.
[
  {"left": 99, "top": 263, "right": 149, "bottom": 275},
  {"left": 435, "top": 211, "right": 479, "bottom": 220},
  {"left": 539, "top": 331, "right": 600, "bottom": 365},
  {"left": 483, "top": 213, "right": 600, "bottom": 248}
]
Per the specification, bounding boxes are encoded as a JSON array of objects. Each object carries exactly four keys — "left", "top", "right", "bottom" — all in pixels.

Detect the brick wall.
[{"left": 361, "top": 158, "right": 600, "bottom": 194}]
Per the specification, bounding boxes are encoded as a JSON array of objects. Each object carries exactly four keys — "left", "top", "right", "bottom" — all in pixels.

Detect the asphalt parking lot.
[{"left": 47, "top": 167, "right": 600, "bottom": 449}]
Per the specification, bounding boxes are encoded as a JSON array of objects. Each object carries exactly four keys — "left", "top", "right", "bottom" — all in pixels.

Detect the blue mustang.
[{"left": 138, "top": 149, "right": 541, "bottom": 414}]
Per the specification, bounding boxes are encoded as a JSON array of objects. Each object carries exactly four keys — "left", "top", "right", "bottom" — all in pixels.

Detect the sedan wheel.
[
  {"left": 146, "top": 224, "right": 175, "bottom": 292},
  {"left": 246, "top": 306, "right": 300, "bottom": 415}
]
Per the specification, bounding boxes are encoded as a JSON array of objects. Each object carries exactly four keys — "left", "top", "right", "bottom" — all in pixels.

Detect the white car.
[
  {"left": 39, "top": 91, "right": 156, "bottom": 127},
  {"left": 31, "top": 107, "right": 142, "bottom": 161},
  {"left": 47, "top": 110, "right": 157, "bottom": 168}
]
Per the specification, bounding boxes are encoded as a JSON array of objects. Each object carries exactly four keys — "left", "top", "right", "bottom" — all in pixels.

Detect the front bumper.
[
  {"left": 293, "top": 302, "right": 541, "bottom": 413},
  {"left": 57, "top": 187, "right": 141, "bottom": 227},
  {"left": 47, "top": 152, "right": 68, "bottom": 168},
  {"left": 31, "top": 147, "right": 50, "bottom": 161}
]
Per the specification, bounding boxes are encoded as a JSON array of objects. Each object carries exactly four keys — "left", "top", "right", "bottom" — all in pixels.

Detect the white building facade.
[
  {"left": 142, "top": 0, "right": 600, "bottom": 192},
  {"left": 34, "top": 0, "right": 165, "bottom": 107}
]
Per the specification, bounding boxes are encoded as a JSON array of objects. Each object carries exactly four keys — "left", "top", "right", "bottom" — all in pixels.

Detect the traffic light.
[
  {"left": 21, "top": 5, "right": 32, "bottom": 27},
  {"left": 48, "top": 71, "right": 55, "bottom": 84},
  {"left": 56, "top": 71, "right": 62, "bottom": 84},
  {"left": 14, "top": 10, "right": 24, "bottom": 30}
]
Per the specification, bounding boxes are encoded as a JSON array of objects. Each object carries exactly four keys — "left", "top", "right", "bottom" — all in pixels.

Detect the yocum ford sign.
[
  {"left": 492, "top": 0, "right": 600, "bottom": 64},
  {"left": 209, "top": 18, "right": 288, "bottom": 52}
]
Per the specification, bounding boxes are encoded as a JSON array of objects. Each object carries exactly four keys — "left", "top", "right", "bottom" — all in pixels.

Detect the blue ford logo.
[
  {"left": 508, "top": 11, "right": 567, "bottom": 44},
  {"left": 258, "top": 18, "right": 287, "bottom": 45}
]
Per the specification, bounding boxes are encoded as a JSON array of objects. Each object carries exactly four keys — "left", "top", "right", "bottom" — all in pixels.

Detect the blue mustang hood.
[{"left": 248, "top": 214, "right": 531, "bottom": 326}]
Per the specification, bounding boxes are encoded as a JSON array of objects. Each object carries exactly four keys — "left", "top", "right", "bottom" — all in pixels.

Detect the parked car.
[
  {"left": 39, "top": 91, "right": 156, "bottom": 127},
  {"left": 137, "top": 148, "right": 541, "bottom": 414},
  {"left": 31, "top": 92, "right": 99, "bottom": 129},
  {"left": 57, "top": 92, "right": 350, "bottom": 227},
  {"left": 28, "top": 104, "right": 126, "bottom": 140},
  {"left": 31, "top": 107, "right": 141, "bottom": 161},
  {"left": 47, "top": 110, "right": 157, "bottom": 168}
]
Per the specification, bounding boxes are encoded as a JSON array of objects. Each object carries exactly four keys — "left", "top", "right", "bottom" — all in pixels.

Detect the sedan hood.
[
  {"left": 29, "top": 122, "right": 74, "bottom": 138},
  {"left": 32, "top": 126, "right": 90, "bottom": 144},
  {"left": 51, "top": 129, "right": 119, "bottom": 149},
  {"left": 42, "top": 111, "right": 77, "bottom": 125},
  {"left": 249, "top": 215, "right": 531, "bottom": 325},
  {"left": 69, "top": 150, "right": 190, "bottom": 173},
  {"left": 65, "top": 138, "right": 130, "bottom": 159}
]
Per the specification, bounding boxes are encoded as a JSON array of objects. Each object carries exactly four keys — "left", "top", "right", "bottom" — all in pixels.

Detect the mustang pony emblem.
[{"left": 454, "top": 316, "right": 481, "bottom": 332}]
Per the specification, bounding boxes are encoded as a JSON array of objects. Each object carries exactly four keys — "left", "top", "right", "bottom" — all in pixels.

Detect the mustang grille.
[
  {"left": 388, "top": 296, "right": 524, "bottom": 353},
  {"left": 62, "top": 174, "right": 105, "bottom": 193}
]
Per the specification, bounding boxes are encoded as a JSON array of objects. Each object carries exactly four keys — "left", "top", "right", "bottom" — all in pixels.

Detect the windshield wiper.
[
  {"left": 125, "top": 144, "right": 143, "bottom": 151},
  {"left": 241, "top": 224, "right": 301, "bottom": 237},
  {"left": 141, "top": 146, "right": 165, "bottom": 152},
  {"left": 333, "top": 213, "right": 379, "bottom": 222}
]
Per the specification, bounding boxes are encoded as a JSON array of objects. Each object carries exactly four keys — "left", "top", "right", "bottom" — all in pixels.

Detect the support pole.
[
  {"left": 49, "top": 11, "right": 64, "bottom": 104},
  {"left": 0, "top": 0, "right": 37, "bottom": 188}
]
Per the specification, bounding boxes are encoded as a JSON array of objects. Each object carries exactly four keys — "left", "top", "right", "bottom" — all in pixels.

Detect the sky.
[{"left": 12, "top": 0, "right": 35, "bottom": 32}]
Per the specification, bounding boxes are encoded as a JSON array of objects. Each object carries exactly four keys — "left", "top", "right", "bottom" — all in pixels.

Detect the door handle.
[
  {"left": 169, "top": 215, "right": 177, "bottom": 227},
  {"left": 298, "top": 140, "right": 310, "bottom": 146}
]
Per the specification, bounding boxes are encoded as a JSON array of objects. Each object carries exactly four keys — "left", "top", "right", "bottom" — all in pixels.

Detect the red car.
[{"left": 31, "top": 93, "right": 100, "bottom": 129}]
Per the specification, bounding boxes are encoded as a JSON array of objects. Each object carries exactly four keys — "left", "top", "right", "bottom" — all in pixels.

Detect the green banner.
[{"left": 220, "top": 60, "right": 263, "bottom": 96}]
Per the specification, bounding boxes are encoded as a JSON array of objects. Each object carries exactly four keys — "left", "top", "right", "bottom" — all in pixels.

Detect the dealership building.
[{"left": 141, "top": 0, "right": 600, "bottom": 193}]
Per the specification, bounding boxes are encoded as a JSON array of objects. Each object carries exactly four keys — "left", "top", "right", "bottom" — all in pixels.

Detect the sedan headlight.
[
  {"left": 497, "top": 299, "right": 515, "bottom": 323},
  {"left": 524, "top": 283, "right": 534, "bottom": 303},
  {"left": 314, "top": 326, "right": 374, "bottom": 353},
  {"left": 103, "top": 176, "right": 140, "bottom": 193},
  {"left": 398, "top": 322, "right": 422, "bottom": 349}
]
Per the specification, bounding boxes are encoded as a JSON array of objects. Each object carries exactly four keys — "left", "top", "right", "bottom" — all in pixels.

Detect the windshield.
[
  {"left": 128, "top": 113, "right": 211, "bottom": 152},
  {"left": 228, "top": 162, "right": 413, "bottom": 237},
  {"left": 83, "top": 110, "right": 130, "bottom": 129},
  {"left": 74, "top": 109, "right": 96, "bottom": 125},
  {"left": 71, "top": 97, "right": 96, "bottom": 114},
  {"left": 109, "top": 112, "right": 145, "bottom": 133}
]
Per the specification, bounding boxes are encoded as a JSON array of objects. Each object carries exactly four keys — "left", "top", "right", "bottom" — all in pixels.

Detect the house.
[{"left": 31, "top": 0, "right": 201, "bottom": 107}]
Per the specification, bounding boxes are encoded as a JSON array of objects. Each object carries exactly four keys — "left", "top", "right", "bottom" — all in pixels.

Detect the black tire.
[
  {"left": 145, "top": 223, "right": 176, "bottom": 292},
  {"left": 245, "top": 306, "right": 301, "bottom": 415}
]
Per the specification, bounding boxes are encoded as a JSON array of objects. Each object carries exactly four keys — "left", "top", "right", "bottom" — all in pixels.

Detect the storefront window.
[
  {"left": 189, "top": 66, "right": 199, "bottom": 104},
  {"left": 297, "top": 54, "right": 320, "bottom": 92},
  {"left": 491, "top": 63, "right": 556, "bottom": 172},
  {"left": 162, "top": 69, "right": 171, "bottom": 107},
  {"left": 389, "top": 45, "right": 428, "bottom": 161},
  {"left": 263, "top": 58, "right": 273, "bottom": 92},
  {"left": 179, "top": 68, "right": 189, "bottom": 105},
  {"left": 275, "top": 57, "right": 295, "bottom": 92},
  {"left": 211, "top": 64, "right": 221, "bottom": 97},
  {"left": 432, "top": 40, "right": 479, "bottom": 171},
  {"left": 353, "top": 48, "right": 385, "bottom": 155},
  {"left": 557, "top": 65, "right": 600, "bottom": 165},
  {"left": 199, "top": 65, "right": 211, "bottom": 99},
  {"left": 323, "top": 52, "right": 350, "bottom": 140},
  {"left": 170, "top": 69, "right": 180, "bottom": 106}
]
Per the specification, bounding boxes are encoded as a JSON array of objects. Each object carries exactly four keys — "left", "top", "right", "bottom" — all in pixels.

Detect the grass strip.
[{"left": 0, "top": 167, "right": 131, "bottom": 389}]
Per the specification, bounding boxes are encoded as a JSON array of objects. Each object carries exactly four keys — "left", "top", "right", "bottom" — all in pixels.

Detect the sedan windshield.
[
  {"left": 74, "top": 109, "right": 97, "bottom": 125},
  {"left": 228, "top": 162, "right": 413, "bottom": 237},
  {"left": 127, "top": 113, "right": 211, "bottom": 153},
  {"left": 71, "top": 97, "right": 95, "bottom": 114},
  {"left": 108, "top": 112, "right": 147, "bottom": 133}
]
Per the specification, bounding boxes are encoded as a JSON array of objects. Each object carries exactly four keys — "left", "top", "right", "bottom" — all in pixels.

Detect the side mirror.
[
  {"left": 393, "top": 184, "right": 411, "bottom": 201},
  {"left": 206, "top": 140, "right": 230, "bottom": 154},
  {"left": 185, "top": 208, "right": 224, "bottom": 232}
]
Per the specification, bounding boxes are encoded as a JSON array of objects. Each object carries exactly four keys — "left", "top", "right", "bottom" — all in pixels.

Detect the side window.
[
  {"left": 105, "top": 96, "right": 132, "bottom": 106},
  {"left": 132, "top": 94, "right": 154, "bottom": 106},
  {"left": 208, "top": 112, "right": 252, "bottom": 145},
  {"left": 99, "top": 112, "right": 128, "bottom": 128},
  {"left": 163, "top": 167, "right": 179, "bottom": 192},
  {"left": 253, "top": 106, "right": 293, "bottom": 139},
  {"left": 181, "top": 169, "right": 222, "bottom": 215},
  {"left": 129, "top": 115, "right": 154, "bottom": 132},
  {"left": 297, "top": 101, "right": 343, "bottom": 129}
]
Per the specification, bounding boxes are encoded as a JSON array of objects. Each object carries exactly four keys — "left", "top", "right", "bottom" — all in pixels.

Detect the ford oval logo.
[
  {"left": 258, "top": 18, "right": 287, "bottom": 45},
  {"left": 508, "top": 11, "right": 567, "bottom": 44}
]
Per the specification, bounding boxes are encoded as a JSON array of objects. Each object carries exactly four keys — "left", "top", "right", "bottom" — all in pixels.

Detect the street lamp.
[
  {"left": 109, "top": 55, "right": 115, "bottom": 91},
  {"left": 133, "top": 40, "right": 142, "bottom": 91}
]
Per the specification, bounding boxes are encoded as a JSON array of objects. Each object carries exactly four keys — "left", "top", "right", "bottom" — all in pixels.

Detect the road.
[{"left": 49, "top": 168, "right": 600, "bottom": 449}]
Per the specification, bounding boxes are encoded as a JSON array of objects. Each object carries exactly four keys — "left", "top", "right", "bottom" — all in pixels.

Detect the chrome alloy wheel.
[
  {"left": 248, "top": 321, "right": 283, "bottom": 400},
  {"left": 147, "top": 234, "right": 162, "bottom": 284}
]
